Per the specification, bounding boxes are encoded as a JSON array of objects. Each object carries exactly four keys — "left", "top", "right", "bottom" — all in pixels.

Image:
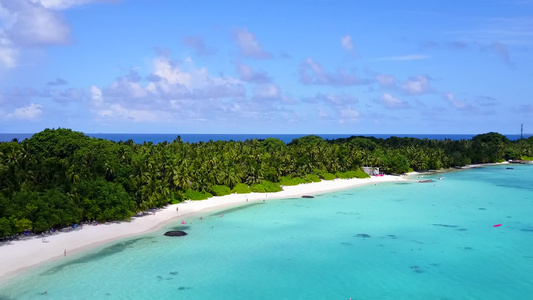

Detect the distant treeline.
[{"left": 1, "top": 128, "right": 532, "bottom": 238}]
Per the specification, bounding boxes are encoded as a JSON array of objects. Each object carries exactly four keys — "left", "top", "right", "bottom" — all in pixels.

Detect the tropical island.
[{"left": 0, "top": 128, "right": 532, "bottom": 240}]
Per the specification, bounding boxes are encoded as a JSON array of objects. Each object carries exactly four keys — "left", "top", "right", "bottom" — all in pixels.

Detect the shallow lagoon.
[{"left": 2, "top": 165, "right": 533, "bottom": 299}]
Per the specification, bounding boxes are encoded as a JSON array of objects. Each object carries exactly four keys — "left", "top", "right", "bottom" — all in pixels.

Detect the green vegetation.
[
  {"left": 185, "top": 190, "right": 213, "bottom": 201},
  {"left": 279, "top": 174, "right": 320, "bottom": 186},
  {"left": 211, "top": 185, "right": 231, "bottom": 196},
  {"left": 231, "top": 183, "right": 251, "bottom": 194},
  {"left": 1, "top": 129, "right": 532, "bottom": 239},
  {"left": 250, "top": 181, "right": 282, "bottom": 193},
  {"left": 335, "top": 170, "right": 370, "bottom": 179},
  {"left": 321, "top": 173, "right": 336, "bottom": 180}
]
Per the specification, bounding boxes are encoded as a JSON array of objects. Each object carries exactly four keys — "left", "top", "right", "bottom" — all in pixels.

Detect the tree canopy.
[{"left": 1, "top": 128, "right": 531, "bottom": 239}]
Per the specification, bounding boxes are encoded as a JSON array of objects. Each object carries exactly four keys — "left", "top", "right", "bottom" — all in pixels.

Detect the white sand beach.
[{"left": 0, "top": 175, "right": 406, "bottom": 283}]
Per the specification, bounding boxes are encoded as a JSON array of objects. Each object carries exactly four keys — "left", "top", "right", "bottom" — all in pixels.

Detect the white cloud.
[
  {"left": 51, "top": 87, "right": 84, "bottom": 103},
  {"left": 107, "top": 72, "right": 148, "bottom": 99},
  {"left": 145, "top": 54, "right": 244, "bottom": 100},
  {"left": 341, "top": 35, "right": 354, "bottom": 50},
  {"left": 443, "top": 92, "right": 466, "bottom": 109},
  {"left": 0, "top": 3, "right": 17, "bottom": 27},
  {"left": 0, "top": 34, "right": 17, "bottom": 68},
  {"left": 401, "top": 76, "right": 430, "bottom": 95},
  {"left": 5, "top": 1, "right": 71, "bottom": 46},
  {"left": 317, "top": 107, "right": 331, "bottom": 120},
  {"left": 340, "top": 35, "right": 357, "bottom": 58},
  {"left": 302, "top": 92, "right": 360, "bottom": 123},
  {"left": 6, "top": 103, "right": 42, "bottom": 119},
  {"left": 376, "top": 74, "right": 396, "bottom": 88},
  {"left": 233, "top": 28, "right": 271, "bottom": 59},
  {"left": 339, "top": 107, "right": 360, "bottom": 123},
  {"left": 150, "top": 55, "right": 192, "bottom": 88},
  {"left": 381, "top": 93, "right": 407, "bottom": 108},
  {"left": 100, "top": 103, "right": 167, "bottom": 122},
  {"left": 0, "top": 0, "right": 114, "bottom": 69},
  {"left": 253, "top": 84, "right": 280, "bottom": 100},
  {"left": 89, "top": 53, "right": 250, "bottom": 124},
  {"left": 302, "top": 92, "right": 358, "bottom": 106},
  {"left": 237, "top": 62, "right": 253, "bottom": 79},
  {"left": 236, "top": 62, "right": 271, "bottom": 83},
  {"left": 31, "top": 0, "right": 115, "bottom": 10},
  {"left": 90, "top": 84, "right": 170, "bottom": 123},
  {"left": 90, "top": 86, "right": 103, "bottom": 102},
  {"left": 299, "top": 58, "right": 365, "bottom": 86},
  {"left": 441, "top": 92, "right": 495, "bottom": 115}
]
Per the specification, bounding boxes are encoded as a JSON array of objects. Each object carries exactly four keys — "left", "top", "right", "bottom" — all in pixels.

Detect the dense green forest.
[{"left": 1, "top": 128, "right": 532, "bottom": 238}]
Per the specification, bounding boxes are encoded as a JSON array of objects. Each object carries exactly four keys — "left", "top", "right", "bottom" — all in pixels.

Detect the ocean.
[
  {"left": 1, "top": 133, "right": 531, "bottom": 144},
  {"left": 1, "top": 164, "right": 532, "bottom": 299}
]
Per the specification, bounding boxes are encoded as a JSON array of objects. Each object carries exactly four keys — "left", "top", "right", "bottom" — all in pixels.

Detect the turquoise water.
[{"left": 1, "top": 165, "right": 533, "bottom": 299}]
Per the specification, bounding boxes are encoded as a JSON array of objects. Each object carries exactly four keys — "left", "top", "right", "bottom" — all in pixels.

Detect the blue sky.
[{"left": 0, "top": 0, "right": 532, "bottom": 134}]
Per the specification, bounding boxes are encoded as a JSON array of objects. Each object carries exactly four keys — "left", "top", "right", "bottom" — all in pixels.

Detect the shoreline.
[{"left": 0, "top": 174, "right": 406, "bottom": 284}]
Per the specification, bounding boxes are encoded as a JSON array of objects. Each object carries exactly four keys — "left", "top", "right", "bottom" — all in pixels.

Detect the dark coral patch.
[
  {"left": 432, "top": 224, "right": 458, "bottom": 228},
  {"left": 355, "top": 234, "right": 371, "bottom": 238},
  {"left": 164, "top": 231, "right": 187, "bottom": 237}
]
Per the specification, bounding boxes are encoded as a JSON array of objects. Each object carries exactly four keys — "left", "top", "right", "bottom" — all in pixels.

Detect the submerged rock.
[
  {"left": 432, "top": 224, "right": 458, "bottom": 228},
  {"left": 355, "top": 233, "right": 371, "bottom": 238},
  {"left": 301, "top": 195, "right": 314, "bottom": 198},
  {"left": 419, "top": 179, "right": 434, "bottom": 183},
  {"left": 164, "top": 231, "right": 187, "bottom": 237},
  {"left": 410, "top": 266, "right": 424, "bottom": 273}
]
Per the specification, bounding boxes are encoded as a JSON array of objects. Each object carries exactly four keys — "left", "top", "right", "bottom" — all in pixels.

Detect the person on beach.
[{"left": 64, "top": 249, "right": 66, "bottom": 256}]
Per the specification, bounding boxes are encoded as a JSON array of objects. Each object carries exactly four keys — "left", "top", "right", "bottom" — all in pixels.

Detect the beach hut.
[{"left": 363, "top": 166, "right": 379, "bottom": 176}]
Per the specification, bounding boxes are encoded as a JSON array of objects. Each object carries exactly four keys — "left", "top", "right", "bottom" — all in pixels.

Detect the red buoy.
[{"left": 493, "top": 224, "right": 502, "bottom": 227}]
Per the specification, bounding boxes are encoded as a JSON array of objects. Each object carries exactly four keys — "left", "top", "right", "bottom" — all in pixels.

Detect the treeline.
[{"left": 1, "top": 128, "right": 532, "bottom": 238}]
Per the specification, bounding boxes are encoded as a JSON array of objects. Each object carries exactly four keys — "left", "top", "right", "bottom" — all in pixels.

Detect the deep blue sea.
[
  {"left": 1, "top": 164, "right": 533, "bottom": 299},
  {"left": 1, "top": 133, "right": 531, "bottom": 144}
]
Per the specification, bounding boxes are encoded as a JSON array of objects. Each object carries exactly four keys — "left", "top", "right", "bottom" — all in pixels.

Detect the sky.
[{"left": 0, "top": 0, "right": 532, "bottom": 134}]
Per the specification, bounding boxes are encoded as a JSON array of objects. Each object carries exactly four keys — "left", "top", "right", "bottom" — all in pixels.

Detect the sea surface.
[
  {"left": 1, "top": 164, "right": 532, "bottom": 299},
  {"left": 1, "top": 133, "right": 531, "bottom": 144}
]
